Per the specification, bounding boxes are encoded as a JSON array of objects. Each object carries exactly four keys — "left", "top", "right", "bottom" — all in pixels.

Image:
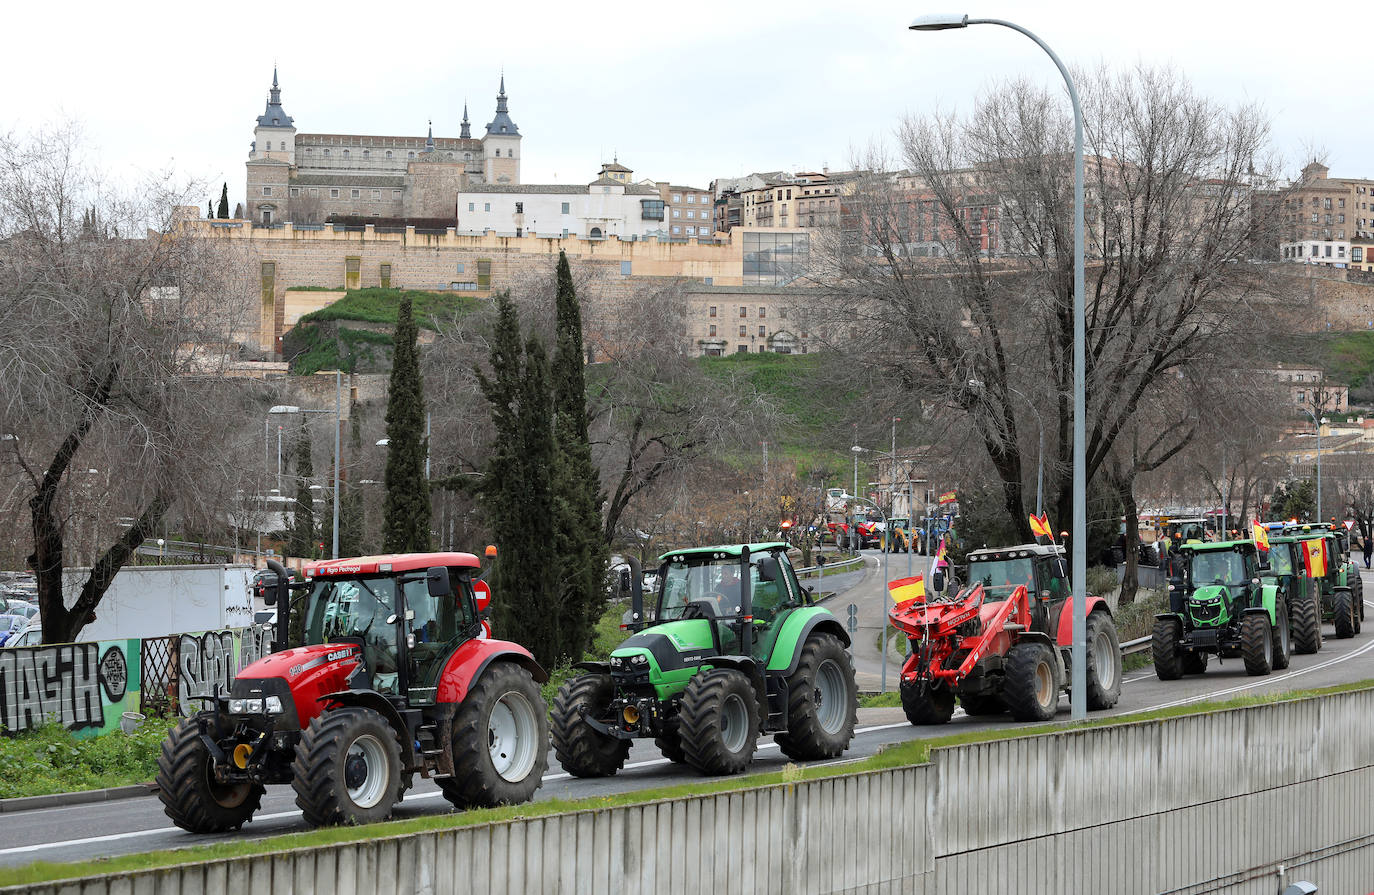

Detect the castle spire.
[
  {"left": 257, "top": 67, "right": 293, "bottom": 128},
  {"left": 460, "top": 102, "right": 471, "bottom": 140},
  {"left": 485, "top": 74, "right": 519, "bottom": 137},
  {"left": 426, "top": 120, "right": 434, "bottom": 153}
]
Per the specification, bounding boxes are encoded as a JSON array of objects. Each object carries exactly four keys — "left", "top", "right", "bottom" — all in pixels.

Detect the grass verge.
[
  {"left": 0, "top": 716, "right": 178, "bottom": 800},
  {"left": 6, "top": 678, "right": 1372, "bottom": 887}
]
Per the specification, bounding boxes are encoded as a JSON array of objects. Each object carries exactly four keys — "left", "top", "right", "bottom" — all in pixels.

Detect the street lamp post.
[
  {"left": 910, "top": 12, "right": 1087, "bottom": 719},
  {"left": 268, "top": 370, "right": 344, "bottom": 560}
]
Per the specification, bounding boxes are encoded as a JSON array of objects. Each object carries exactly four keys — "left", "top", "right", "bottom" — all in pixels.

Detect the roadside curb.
[{"left": 0, "top": 782, "right": 156, "bottom": 813}]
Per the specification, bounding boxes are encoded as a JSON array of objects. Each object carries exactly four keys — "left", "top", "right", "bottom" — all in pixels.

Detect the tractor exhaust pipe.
[
  {"left": 625, "top": 556, "right": 645, "bottom": 632},
  {"left": 740, "top": 545, "right": 753, "bottom": 657},
  {"left": 265, "top": 558, "right": 291, "bottom": 654}
]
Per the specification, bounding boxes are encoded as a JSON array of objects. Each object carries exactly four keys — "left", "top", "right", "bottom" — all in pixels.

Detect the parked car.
[
  {"left": 5, "top": 600, "right": 37, "bottom": 618},
  {"left": 254, "top": 608, "right": 277, "bottom": 627},
  {"left": 0, "top": 615, "right": 30, "bottom": 646},
  {"left": 252, "top": 568, "right": 298, "bottom": 601},
  {"left": 5, "top": 622, "right": 41, "bottom": 648}
]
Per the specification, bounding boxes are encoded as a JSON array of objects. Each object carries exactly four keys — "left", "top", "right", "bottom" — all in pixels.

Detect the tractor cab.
[
  {"left": 966, "top": 544, "right": 1069, "bottom": 603},
  {"left": 302, "top": 557, "right": 485, "bottom": 703},
  {"left": 1174, "top": 541, "right": 1260, "bottom": 627}
]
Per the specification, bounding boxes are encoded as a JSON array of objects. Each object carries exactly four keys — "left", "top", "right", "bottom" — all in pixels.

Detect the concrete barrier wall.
[{"left": 9, "top": 690, "right": 1374, "bottom": 894}]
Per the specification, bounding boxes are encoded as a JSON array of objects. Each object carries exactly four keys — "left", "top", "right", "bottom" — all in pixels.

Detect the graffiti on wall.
[{"left": 0, "top": 625, "right": 273, "bottom": 736}]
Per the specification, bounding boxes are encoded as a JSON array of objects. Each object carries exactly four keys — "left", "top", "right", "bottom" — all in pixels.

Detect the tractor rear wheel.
[
  {"left": 655, "top": 714, "right": 687, "bottom": 764},
  {"left": 550, "top": 674, "right": 630, "bottom": 778},
  {"left": 899, "top": 680, "right": 954, "bottom": 725},
  {"left": 1152, "top": 617, "right": 1184, "bottom": 681},
  {"left": 1084, "top": 611, "right": 1122, "bottom": 710},
  {"left": 156, "top": 715, "right": 264, "bottom": 833},
  {"left": 441, "top": 661, "right": 550, "bottom": 809},
  {"left": 776, "top": 633, "right": 858, "bottom": 761},
  {"left": 1290, "top": 589, "right": 1321, "bottom": 654},
  {"left": 1334, "top": 589, "right": 1357, "bottom": 639},
  {"left": 1272, "top": 597, "right": 1292, "bottom": 670},
  {"left": 292, "top": 707, "right": 402, "bottom": 827},
  {"left": 679, "top": 669, "right": 760, "bottom": 775},
  {"left": 1182, "top": 651, "right": 1208, "bottom": 675},
  {"left": 1239, "top": 613, "right": 1274, "bottom": 676},
  {"left": 1003, "top": 642, "right": 1060, "bottom": 721},
  {"left": 1352, "top": 572, "right": 1364, "bottom": 633},
  {"left": 958, "top": 693, "right": 1004, "bottom": 716}
]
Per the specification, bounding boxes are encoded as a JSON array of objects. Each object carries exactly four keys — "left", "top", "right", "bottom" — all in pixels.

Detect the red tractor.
[
  {"left": 156, "top": 553, "right": 549, "bottom": 831},
  {"left": 888, "top": 543, "right": 1122, "bottom": 722}
]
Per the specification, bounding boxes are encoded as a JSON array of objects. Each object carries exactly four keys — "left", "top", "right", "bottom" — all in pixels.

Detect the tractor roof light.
[{"left": 485, "top": 544, "right": 498, "bottom": 558}]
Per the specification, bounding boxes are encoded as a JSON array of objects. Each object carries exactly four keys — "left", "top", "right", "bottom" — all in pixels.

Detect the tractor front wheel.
[
  {"left": 1290, "top": 590, "right": 1321, "bottom": 654},
  {"left": 1182, "top": 651, "right": 1208, "bottom": 675},
  {"left": 679, "top": 669, "right": 760, "bottom": 775},
  {"left": 1152, "top": 617, "right": 1184, "bottom": 681},
  {"left": 1240, "top": 613, "right": 1274, "bottom": 676},
  {"left": 899, "top": 679, "right": 954, "bottom": 725},
  {"left": 441, "top": 661, "right": 550, "bottom": 809},
  {"left": 776, "top": 633, "right": 858, "bottom": 761},
  {"left": 1272, "top": 597, "right": 1292, "bottom": 671},
  {"left": 292, "top": 707, "right": 402, "bottom": 827},
  {"left": 156, "top": 715, "right": 264, "bottom": 833},
  {"left": 1003, "top": 642, "right": 1060, "bottom": 722},
  {"left": 1334, "top": 589, "right": 1357, "bottom": 639},
  {"left": 1084, "top": 611, "right": 1122, "bottom": 710},
  {"left": 550, "top": 674, "right": 630, "bottom": 778}
]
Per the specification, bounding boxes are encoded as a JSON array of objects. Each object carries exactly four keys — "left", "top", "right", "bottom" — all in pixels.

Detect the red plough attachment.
[{"left": 888, "top": 584, "right": 1032, "bottom": 687}]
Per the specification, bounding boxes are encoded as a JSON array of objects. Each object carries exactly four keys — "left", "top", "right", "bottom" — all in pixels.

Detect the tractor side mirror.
[
  {"left": 756, "top": 556, "right": 780, "bottom": 582},
  {"left": 473, "top": 580, "right": 491, "bottom": 613},
  {"left": 426, "top": 566, "right": 452, "bottom": 598}
]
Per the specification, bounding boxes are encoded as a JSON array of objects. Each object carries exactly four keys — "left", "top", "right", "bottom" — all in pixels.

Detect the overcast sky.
[{"left": 5, "top": 0, "right": 1371, "bottom": 209}]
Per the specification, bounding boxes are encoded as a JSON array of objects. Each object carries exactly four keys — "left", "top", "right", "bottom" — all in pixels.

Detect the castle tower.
[
  {"left": 246, "top": 67, "right": 295, "bottom": 224},
  {"left": 460, "top": 103, "right": 471, "bottom": 140},
  {"left": 481, "top": 75, "right": 521, "bottom": 184}
]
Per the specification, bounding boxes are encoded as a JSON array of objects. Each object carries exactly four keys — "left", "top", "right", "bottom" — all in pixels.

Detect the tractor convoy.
[{"left": 155, "top": 523, "right": 1364, "bottom": 835}]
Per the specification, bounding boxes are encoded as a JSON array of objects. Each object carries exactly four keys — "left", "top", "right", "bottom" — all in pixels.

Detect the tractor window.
[
  {"left": 969, "top": 558, "right": 1034, "bottom": 602},
  {"left": 1190, "top": 552, "right": 1246, "bottom": 586},
  {"left": 660, "top": 559, "right": 747, "bottom": 620},
  {"left": 1268, "top": 546, "right": 1293, "bottom": 576},
  {"left": 306, "top": 577, "right": 395, "bottom": 644}
]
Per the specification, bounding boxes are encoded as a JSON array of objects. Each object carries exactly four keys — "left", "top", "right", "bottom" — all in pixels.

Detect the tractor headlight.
[
  {"left": 264, "top": 696, "right": 284, "bottom": 714},
  {"left": 228, "top": 698, "right": 264, "bottom": 714},
  {"left": 630, "top": 654, "right": 648, "bottom": 666}
]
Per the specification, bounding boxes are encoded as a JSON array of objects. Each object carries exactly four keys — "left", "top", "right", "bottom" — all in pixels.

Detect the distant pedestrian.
[{"left": 1363, "top": 534, "right": 1372, "bottom": 570}]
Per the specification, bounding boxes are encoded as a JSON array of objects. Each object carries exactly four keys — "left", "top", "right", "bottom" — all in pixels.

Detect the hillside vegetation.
[{"left": 283, "top": 288, "right": 481, "bottom": 374}]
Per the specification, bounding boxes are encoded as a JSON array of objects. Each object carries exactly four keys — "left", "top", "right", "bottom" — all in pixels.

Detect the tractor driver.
[{"left": 716, "top": 564, "right": 743, "bottom": 616}]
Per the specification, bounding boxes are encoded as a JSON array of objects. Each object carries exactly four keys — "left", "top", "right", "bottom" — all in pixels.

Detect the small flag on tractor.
[
  {"left": 1029, "top": 513, "right": 1052, "bottom": 539},
  {"left": 938, "top": 490, "right": 958, "bottom": 506},
  {"left": 1253, "top": 521, "right": 1269, "bottom": 551},
  {"left": 1303, "top": 538, "right": 1328, "bottom": 577},
  {"left": 888, "top": 575, "right": 926, "bottom": 605}
]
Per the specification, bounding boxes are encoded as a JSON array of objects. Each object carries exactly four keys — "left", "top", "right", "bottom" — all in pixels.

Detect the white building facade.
[{"left": 456, "top": 178, "right": 667, "bottom": 239}]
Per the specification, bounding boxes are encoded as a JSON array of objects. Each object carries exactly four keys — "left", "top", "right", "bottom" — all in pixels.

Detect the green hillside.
[{"left": 284, "top": 288, "right": 481, "bottom": 374}]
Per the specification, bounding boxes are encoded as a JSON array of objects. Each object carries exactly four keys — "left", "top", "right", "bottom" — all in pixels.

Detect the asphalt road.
[{"left": 2, "top": 561, "right": 1372, "bottom": 868}]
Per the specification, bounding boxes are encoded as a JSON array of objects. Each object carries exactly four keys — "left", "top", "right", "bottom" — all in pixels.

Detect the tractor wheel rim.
[
  {"left": 814, "top": 659, "right": 847, "bottom": 734},
  {"left": 489, "top": 691, "right": 539, "bottom": 783},
  {"left": 1263, "top": 625, "right": 1273, "bottom": 665},
  {"left": 344, "top": 733, "right": 389, "bottom": 809},
  {"left": 1093, "top": 630, "right": 1116, "bottom": 690},
  {"left": 1278, "top": 610, "right": 1290, "bottom": 655},
  {"left": 719, "top": 693, "right": 749, "bottom": 753},
  {"left": 204, "top": 755, "right": 249, "bottom": 808},
  {"left": 1034, "top": 659, "right": 1054, "bottom": 707}
]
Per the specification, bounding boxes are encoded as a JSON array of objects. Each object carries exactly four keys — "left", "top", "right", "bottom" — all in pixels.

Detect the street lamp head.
[
  {"left": 851, "top": 445, "right": 864, "bottom": 454},
  {"left": 267, "top": 405, "right": 301, "bottom": 415},
  {"left": 376, "top": 438, "right": 390, "bottom": 446},
  {"left": 909, "top": 13, "right": 969, "bottom": 30}
]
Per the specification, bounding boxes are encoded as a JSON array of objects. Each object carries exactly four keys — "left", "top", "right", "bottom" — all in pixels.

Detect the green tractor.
[
  {"left": 1284, "top": 524, "right": 1364, "bottom": 639},
  {"left": 1153, "top": 539, "right": 1291, "bottom": 679},
  {"left": 881, "top": 517, "right": 916, "bottom": 553},
  {"left": 1259, "top": 534, "right": 1322, "bottom": 654},
  {"left": 551, "top": 543, "right": 857, "bottom": 777}
]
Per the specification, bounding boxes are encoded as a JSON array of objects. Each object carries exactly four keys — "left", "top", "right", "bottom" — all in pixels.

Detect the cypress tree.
[
  {"left": 550, "top": 252, "right": 609, "bottom": 657},
  {"left": 382, "top": 297, "right": 431, "bottom": 553},
  {"left": 207, "top": 200, "right": 215, "bottom": 220},
  {"left": 477, "top": 293, "right": 560, "bottom": 665},
  {"left": 217, "top": 183, "right": 230, "bottom": 219},
  {"left": 287, "top": 427, "right": 316, "bottom": 558}
]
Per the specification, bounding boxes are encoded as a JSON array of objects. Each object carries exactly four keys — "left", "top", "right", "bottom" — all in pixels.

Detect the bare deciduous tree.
[{"left": 0, "top": 124, "right": 255, "bottom": 642}]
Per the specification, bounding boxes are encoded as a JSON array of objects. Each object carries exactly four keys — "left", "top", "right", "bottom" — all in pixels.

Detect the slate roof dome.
[
  {"left": 485, "top": 75, "right": 519, "bottom": 137},
  {"left": 256, "top": 67, "right": 294, "bottom": 128}
]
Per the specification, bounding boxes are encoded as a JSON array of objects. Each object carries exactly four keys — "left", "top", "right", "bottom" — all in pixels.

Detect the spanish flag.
[
  {"left": 1303, "top": 538, "right": 1328, "bottom": 578},
  {"left": 1029, "top": 513, "right": 1052, "bottom": 539},
  {"left": 1253, "top": 521, "right": 1269, "bottom": 552},
  {"left": 888, "top": 575, "right": 926, "bottom": 605}
]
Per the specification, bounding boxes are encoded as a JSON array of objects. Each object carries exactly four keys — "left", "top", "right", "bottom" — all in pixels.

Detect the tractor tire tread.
[
  {"left": 549, "top": 674, "right": 630, "bottom": 778},
  {"left": 1152, "top": 617, "right": 1184, "bottom": 681},
  {"left": 291, "top": 707, "right": 402, "bottom": 827},
  {"left": 156, "top": 715, "right": 264, "bottom": 833},
  {"left": 440, "top": 661, "right": 550, "bottom": 809},
  {"left": 900, "top": 680, "right": 955, "bottom": 725},
  {"left": 678, "top": 669, "right": 760, "bottom": 776},
  {"left": 1239, "top": 612, "right": 1273, "bottom": 676},
  {"left": 1085, "top": 611, "right": 1123, "bottom": 710},
  {"left": 1272, "top": 596, "right": 1292, "bottom": 670},
  {"left": 1003, "top": 641, "right": 1060, "bottom": 722},
  {"left": 1334, "top": 589, "right": 1356, "bottom": 639},
  {"left": 775, "top": 633, "right": 858, "bottom": 761},
  {"left": 1291, "top": 591, "right": 1321, "bottom": 654}
]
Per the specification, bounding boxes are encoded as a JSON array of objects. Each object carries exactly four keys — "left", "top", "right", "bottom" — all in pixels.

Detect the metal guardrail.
[
  {"left": 794, "top": 556, "right": 865, "bottom": 577},
  {"left": 1121, "top": 634, "right": 1152, "bottom": 656}
]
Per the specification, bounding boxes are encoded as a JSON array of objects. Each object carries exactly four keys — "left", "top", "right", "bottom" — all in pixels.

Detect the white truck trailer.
[{"left": 63, "top": 564, "right": 255, "bottom": 641}]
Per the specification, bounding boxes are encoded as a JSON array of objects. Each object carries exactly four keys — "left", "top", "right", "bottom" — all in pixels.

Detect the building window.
[
  {"left": 262, "top": 186, "right": 272, "bottom": 196},
  {"left": 739, "top": 306, "right": 747, "bottom": 317},
  {"left": 484, "top": 203, "right": 491, "bottom": 212},
  {"left": 1326, "top": 245, "right": 1333, "bottom": 257},
  {"left": 709, "top": 306, "right": 717, "bottom": 317},
  {"left": 289, "top": 187, "right": 299, "bottom": 197},
  {"left": 672, "top": 226, "right": 680, "bottom": 234},
  {"left": 363, "top": 150, "right": 370, "bottom": 159},
  {"left": 1325, "top": 198, "right": 1332, "bottom": 209},
  {"left": 758, "top": 325, "right": 766, "bottom": 337},
  {"left": 686, "top": 227, "right": 695, "bottom": 236},
  {"left": 345, "top": 257, "right": 361, "bottom": 290},
  {"left": 515, "top": 202, "right": 524, "bottom": 214},
  {"left": 562, "top": 202, "right": 571, "bottom": 214},
  {"left": 392, "top": 190, "right": 401, "bottom": 199},
  {"left": 455, "top": 262, "right": 465, "bottom": 273},
  {"left": 379, "top": 263, "right": 392, "bottom": 288},
  {"left": 709, "top": 324, "right": 717, "bottom": 336},
  {"left": 351, "top": 189, "right": 360, "bottom": 199},
  {"left": 621, "top": 260, "right": 632, "bottom": 275},
  {"left": 343, "top": 150, "right": 350, "bottom": 159},
  {"left": 1298, "top": 390, "right": 1306, "bottom": 402},
  {"left": 640, "top": 199, "right": 664, "bottom": 220},
  {"left": 672, "top": 209, "right": 681, "bottom": 219},
  {"left": 324, "top": 149, "right": 330, "bottom": 157},
  {"left": 759, "top": 307, "right": 766, "bottom": 318},
  {"left": 468, "top": 203, "right": 475, "bottom": 212},
  {"left": 737, "top": 345, "right": 748, "bottom": 353},
  {"left": 385, "top": 150, "right": 393, "bottom": 159},
  {"left": 686, "top": 210, "right": 695, "bottom": 219},
  {"left": 739, "top": 325, "right": 747, "bottom": 336},
  {"left": 372, "top": 190, "right": 381, "bottom": 200},
  {"left": 408, "top": 151, "right": 416, "bottom": 159},
  {"left": 672, "top": 194, "right": 682, "bottom": 203}
]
